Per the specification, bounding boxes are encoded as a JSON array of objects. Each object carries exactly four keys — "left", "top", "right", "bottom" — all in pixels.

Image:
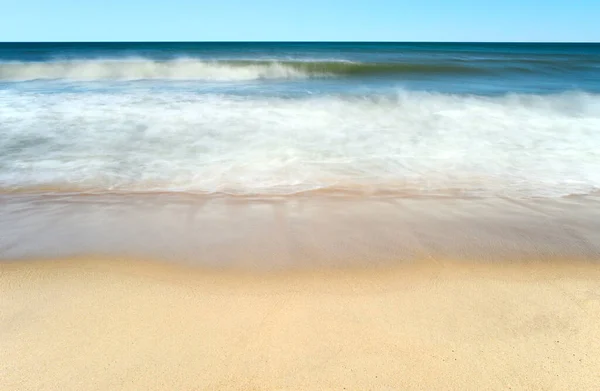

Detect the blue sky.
[{"left": 0, "top": 0, "right": 598, "bottom": 42}]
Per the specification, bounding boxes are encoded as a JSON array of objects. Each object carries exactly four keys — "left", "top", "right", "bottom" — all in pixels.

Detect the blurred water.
[{"left": 1, "top": 42, "right": 599, "bottom": 198}]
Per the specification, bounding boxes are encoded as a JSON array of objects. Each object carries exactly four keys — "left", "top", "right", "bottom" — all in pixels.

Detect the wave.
[
  {"left": 0, "top": 58, "right": 492, "bottom": 81},
  {"left": 1, "top": 90, "right": 599, "bottom": 198}
]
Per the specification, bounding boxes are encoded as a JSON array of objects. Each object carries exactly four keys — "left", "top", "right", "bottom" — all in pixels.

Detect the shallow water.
[{"left": 2, "top": 194, "right": 599, "bottom": 267}]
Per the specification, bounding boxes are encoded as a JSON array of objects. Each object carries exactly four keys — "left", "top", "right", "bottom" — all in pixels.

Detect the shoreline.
[
  {"left": 2, "top": 257, "right": 600, "bottom": 390},
  {"left": 2, "top": 193, "right": 600, "bottom": 267}
]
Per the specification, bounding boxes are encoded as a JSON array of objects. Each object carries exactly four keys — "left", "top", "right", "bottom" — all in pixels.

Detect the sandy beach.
[
  {"left": 3, "top": 38, "right": 600, "bottom": 391},
  {"left": 2, "top": 257, "right": 600, "bottom": 390}
]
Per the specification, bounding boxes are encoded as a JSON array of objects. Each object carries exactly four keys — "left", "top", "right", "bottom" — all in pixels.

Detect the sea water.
[{"left": 1, "top": 42, "right": 600, "bottom": 198}]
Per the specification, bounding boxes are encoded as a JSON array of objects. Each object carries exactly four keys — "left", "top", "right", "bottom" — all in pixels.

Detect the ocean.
[
  {"left": 1, "top": 42, "right": 599, "bottom": 198},
  {"left": 2, "top": 42, "right": 600, "bottom": 264}
]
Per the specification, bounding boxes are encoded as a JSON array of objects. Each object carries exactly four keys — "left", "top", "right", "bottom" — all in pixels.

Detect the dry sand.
[{"left": 2, "top": 258, "right": 600, "bottom": 390}]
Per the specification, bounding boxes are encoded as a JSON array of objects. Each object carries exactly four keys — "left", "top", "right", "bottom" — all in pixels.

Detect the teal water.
[
  {"left": 1, "top": 42, "right": 599, "bottom": 93},
  {"left": 1, "top": 42, "right": 599, "bottom": 197}
]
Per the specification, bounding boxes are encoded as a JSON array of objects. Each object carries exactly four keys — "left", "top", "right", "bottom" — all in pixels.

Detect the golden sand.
[{"left": 2, "top": 258, "right": 600, "bottom": 390}]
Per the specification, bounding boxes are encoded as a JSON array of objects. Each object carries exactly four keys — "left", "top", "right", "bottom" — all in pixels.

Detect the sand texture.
[{"left": 2, "top": 259, "right": 600, "bottom": 390}]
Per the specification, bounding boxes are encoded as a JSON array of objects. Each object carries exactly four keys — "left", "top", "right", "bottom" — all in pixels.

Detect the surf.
[
  {"left": 1, "top": 90, "right": 599, "bottom": 197},
  {"left": 0, "top": 58, "right": 503, "bottom": 81}
]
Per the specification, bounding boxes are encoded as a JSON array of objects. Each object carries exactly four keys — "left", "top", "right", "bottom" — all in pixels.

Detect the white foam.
[
  {"left": 0, "top": 58, "right": 316, "bottom": 81},
  {"left": 1, "top": 90, "right": 599, "bottom": 197}
]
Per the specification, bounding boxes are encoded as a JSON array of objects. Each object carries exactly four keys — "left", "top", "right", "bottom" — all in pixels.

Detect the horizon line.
[{"left": 1, "top": 40, "right": 599, "bottom": 44}]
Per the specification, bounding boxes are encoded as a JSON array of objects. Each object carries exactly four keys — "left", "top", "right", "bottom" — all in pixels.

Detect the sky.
[{"left": 0, "top": 0, "right": 598, "bottom": 42}]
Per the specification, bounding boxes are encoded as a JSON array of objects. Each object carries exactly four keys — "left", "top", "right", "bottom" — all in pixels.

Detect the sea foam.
[
  {"left": 0, "top": 59, "right": 338, "bottom": 81},
  {"left": 1, "top": 90, "right": 599, "bottom": 197},
  {"left": 0, "top": 58, "right": 495, "bottom": 81}
]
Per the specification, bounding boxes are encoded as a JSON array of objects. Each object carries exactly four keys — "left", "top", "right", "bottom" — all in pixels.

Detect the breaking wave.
[{"left": 0, "top": 58, "right": 495, "bottom": 81}]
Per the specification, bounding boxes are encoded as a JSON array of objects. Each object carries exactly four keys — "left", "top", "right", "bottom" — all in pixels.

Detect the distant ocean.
[{"left": 1, "top": 42, "right": 600, "bottom": 198}]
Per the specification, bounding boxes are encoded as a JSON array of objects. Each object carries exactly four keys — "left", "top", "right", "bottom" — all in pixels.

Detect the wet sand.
[
  {"left": 2, "top": 193, "right": 600, "bottom": 266},
  {"left": 2, "top": 258, "right": 600, "bottom": 390}
]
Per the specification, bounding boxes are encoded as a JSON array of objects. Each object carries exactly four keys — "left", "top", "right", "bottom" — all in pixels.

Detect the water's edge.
[{"left": 2, "top": 194, "right": 599, "bottom": 269}]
